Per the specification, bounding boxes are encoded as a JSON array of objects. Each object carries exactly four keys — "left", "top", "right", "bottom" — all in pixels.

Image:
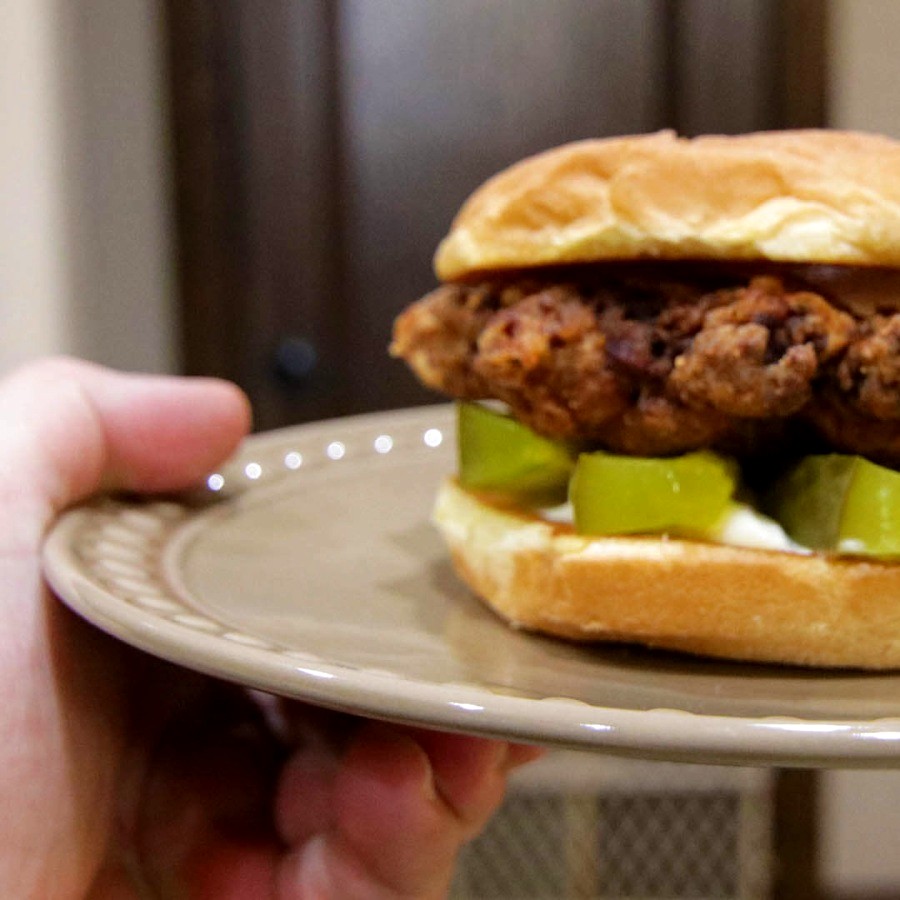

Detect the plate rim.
[{"left": 40, "top": 406, "right": 900, "bottom": 769}]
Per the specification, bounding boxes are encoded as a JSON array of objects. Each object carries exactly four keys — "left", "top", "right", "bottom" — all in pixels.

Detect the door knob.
[{"left": 274, "top": 336, "right": 318, "bottom": 386}]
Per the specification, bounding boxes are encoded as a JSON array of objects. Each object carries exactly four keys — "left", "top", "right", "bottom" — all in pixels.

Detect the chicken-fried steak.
[{"left": 391, "top": 265, "right": 900, "bottom": 460}]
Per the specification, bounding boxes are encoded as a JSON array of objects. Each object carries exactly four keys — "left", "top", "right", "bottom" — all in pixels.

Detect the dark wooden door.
[
  {"left": 165, "top": 0, "right": 826, "bottom": 430},
  {"left": 163, "top": 4, "right": 827, "bottom": 897}
]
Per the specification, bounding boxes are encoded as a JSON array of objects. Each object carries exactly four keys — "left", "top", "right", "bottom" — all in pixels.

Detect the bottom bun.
[{"left": 432, "top": 478, "right": 900, "bottom": 669}]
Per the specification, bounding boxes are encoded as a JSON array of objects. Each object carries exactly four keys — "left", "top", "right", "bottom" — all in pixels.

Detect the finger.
[
  {"left": 278, "top": 721, "right": 457, "bottom": 899},
  {"left": 87, "top": 841, "right": 280, "bottom": 900},
  {"left": 507, "top": 742, "right": 547, "bottom": 769},
  {"left": 0, "top": 357, "right": 251, "bottom": 521},
  {"left": 276, "top": 723, "right": 516, "bottom": 900},
  {"left": 274, "top": 744, "right": 340, "bottom": 846},
  {"left": 402, "top": 729, "right": 513, "bottom": 837},
  {"left": 132, "top": 683, "right": 286, "bottom": 898},
  {"left": 276, "top": 732, "right": 522, "bottom": 850},
  {"left": 177, "top": 840, "right": 282, "bottom": 900},
  {"left": 271, "top": 702, "right": 359, "bottom": 847},
  {"left": 273, "top": 701, "right": 361, "bottom": 752}
]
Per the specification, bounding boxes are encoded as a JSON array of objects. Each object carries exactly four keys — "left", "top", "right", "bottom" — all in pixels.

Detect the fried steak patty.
[{"left": 390, "top": 265, "right": 900, "bottom": 462}]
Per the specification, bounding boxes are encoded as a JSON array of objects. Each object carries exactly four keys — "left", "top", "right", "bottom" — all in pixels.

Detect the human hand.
[{"left": 0, "top": 358, "right": 541, "bottom": 899}]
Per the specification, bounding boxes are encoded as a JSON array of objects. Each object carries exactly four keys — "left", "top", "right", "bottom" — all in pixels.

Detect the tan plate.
[{"left": 41, "top": 405, "right": 900, "bottom": 768}]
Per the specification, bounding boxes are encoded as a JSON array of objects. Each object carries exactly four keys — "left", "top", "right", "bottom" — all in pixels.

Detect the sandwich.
[{"left": 390, "top": 130, "right": 900, "bottom": 669}]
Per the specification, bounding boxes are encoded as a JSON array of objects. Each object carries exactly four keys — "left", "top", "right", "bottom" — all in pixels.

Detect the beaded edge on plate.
[{"left": 70, "top": 420, "right": 449, "bottom": 657}]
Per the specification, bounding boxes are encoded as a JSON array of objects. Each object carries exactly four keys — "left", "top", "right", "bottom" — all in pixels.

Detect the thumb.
[{"left": 0, "top": 357, "right": 252, "bottom": 525}]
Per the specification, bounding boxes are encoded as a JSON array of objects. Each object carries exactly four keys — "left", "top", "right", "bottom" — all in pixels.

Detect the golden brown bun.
[
  {"left": 433, "top": 478, "right": 900, "bottom": 669},
  {"left": 435, "top": 130, "right": 900, "bottom": 281}
]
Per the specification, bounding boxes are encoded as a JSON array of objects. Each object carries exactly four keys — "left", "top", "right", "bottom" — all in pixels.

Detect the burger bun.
[{"left": 433, "top": 478, "right": 900, "bottom": 669}]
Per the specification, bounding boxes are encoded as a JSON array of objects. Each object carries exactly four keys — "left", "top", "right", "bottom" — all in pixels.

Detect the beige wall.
[
  {"left": 830, "top": 0, "right": 900, "bottom": 138},
  {"left": 1, "top": 0, "right": 72, "bottom": 369},
  {"left": 0, "top": 0, "right": 175, "bottom": 376},
  {"left": 821, "top": 2, "right": 900, "bottom": 894}
]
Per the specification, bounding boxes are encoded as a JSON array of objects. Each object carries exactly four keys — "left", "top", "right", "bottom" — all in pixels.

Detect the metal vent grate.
[
  {"left": 453, "top": 794, "right": 597, "bottom": 898},
  {"left": 451, "top": 757, "right": 771, "bottom": 900},
  {"left": 597, "top": 792, "right": 741, "bottom": 897}
]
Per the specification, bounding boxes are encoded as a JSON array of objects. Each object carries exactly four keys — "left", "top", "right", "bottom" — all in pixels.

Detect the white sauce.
[
  {"left": 711, "top": 505, "right": 811, "bottom": 554},
  {"left": 536, "top": 502, "right": 811, "bottom": 554},
  {"left": 540, "top": 502, "right": 575, "bottom": 524},
  {"left": 837, "top": 537, "right": 866, "bottom": 554}
]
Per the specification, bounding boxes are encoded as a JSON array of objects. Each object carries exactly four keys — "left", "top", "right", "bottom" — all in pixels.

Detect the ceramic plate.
[{"left": 42, "top": 406, "right": 900, "bottom": 768}]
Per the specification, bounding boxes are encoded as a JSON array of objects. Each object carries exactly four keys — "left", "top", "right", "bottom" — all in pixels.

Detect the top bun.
[{"left": 435, "top": 130, "right": 900, "bottom": 281}]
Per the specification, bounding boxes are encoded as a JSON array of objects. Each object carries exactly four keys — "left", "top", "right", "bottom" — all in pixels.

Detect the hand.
[{"left": 0, "top": 358, "right": 541, "bottom": 899}]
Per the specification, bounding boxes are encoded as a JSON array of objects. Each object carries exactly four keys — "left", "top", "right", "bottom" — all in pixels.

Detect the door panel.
[
  {"left": 339, "top": 0, "right": 667, "bottom": 412},
  {"left": 165, "top": 0, "right": 827, "bottom": 428},
  {"left": 163, "top": 5, "right": 827, "bottom": 897}
]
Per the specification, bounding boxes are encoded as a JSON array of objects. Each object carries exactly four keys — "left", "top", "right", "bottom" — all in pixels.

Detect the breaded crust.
[
  {"left": 432, "top": 478, "right": 900, "bottom": 669},
  {"left": 435, "top": 130, "right": 900, "bottom": 281}
]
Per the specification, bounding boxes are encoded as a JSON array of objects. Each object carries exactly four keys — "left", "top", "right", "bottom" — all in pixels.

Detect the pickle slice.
[
  {"left": 768, "top": 454, "right": 900, "bottom": 558},
  {"left": 570, "top": 450, "right": 738, "bottom": 536},
  {"left": 457, "top": 402, "right": 575, "bottom": 503}
]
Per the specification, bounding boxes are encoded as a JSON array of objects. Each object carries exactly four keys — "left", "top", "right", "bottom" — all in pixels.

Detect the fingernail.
[
  {"left": 365, "top": 722, "right": 439, "bottom": 802},
  {"left": 275, "top": 746, "right": 340, "bottom": 844},
  {"left": 503, "top": 743, "right": 547, "bottom": 771},
  {"left": 278, "top": 835, "right": 328, "bottom": 899}
]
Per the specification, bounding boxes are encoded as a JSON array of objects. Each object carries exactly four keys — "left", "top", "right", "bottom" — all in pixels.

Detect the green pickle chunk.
[
  {"left": 768, "top": 454, "right": 900, "bottom": 558},
  {"left": 457, "top": 402, "right": 575, "bottom": 504},
  {"left": 570, "top": 449, "right": 738, "bottom": 537},
  {"left": 457, "top": 402, "right": 900, "bottom": 558}
]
